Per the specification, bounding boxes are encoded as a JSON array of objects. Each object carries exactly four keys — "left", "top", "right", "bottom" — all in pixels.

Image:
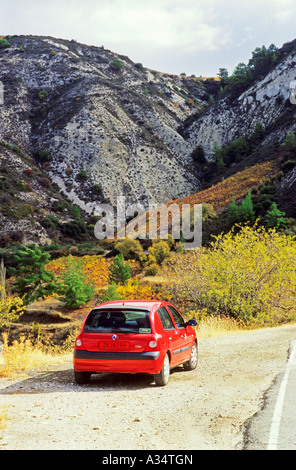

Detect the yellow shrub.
[
  {"left": 164, "top": 225, "right": 296, "bottom": 326},
  {"left": 0, "top": 287, "right": 23, "bottom": 328},
  {"left": 116, "top": 279, "right": 160, "bottom": 300}
]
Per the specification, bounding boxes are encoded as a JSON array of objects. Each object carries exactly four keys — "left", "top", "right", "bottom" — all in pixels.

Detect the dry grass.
[
  {"left": 0, "top": 333, "right": 73, "bottom": 378},
  {"left": 0, "top": 406, "right": 8, "bottom": 438},
  {"left": 196, "top": 315, "right": 247, "bottom": 339}
]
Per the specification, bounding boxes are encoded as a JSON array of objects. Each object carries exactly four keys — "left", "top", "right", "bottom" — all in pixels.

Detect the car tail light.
[
  {"left": 76, "top": 339, "right": 82, "bottom": 347},
  {"left": 149, "top": 340, "right": 157, "bottom": 348}
]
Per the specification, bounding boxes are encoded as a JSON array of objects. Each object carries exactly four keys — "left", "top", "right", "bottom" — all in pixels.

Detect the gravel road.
[{"left": 1, "top": 323, "right": 296, "bottom": 450}]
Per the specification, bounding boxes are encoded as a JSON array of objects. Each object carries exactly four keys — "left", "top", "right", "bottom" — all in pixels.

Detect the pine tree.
[
  {"left": 265, "top": 203, "right": 287, "bottom": 230},
  {"left": 227, "top": 192, "right": 255, "bottom": 227},
  {"left": 58, "top": 255, "right": 95, "bottom": 307},
  {"left": 283, "top": 131, "right": 296, "bottom": 151},
  {"left": 108, "top": 254, "right": 131, "bottom": 285},
  {"left": 227, "top": 198, "right": 239, "bottom": 227},
  {"left": 252, "top": 122, "right": 266, "bottom": 146},
  {"left": 11, "top": 245, "right": 59, "bottom": 305},
  {"left": 100, "top": 282, "right": 123, "bottom": 302},
  {"left": 239, "top": 191, "right": 255, "bottom": 224}
]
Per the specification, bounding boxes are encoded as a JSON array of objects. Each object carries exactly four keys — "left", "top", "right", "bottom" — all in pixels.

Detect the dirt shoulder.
[{"left": 1, "top": 323, "right": 296, "bottom": 450}]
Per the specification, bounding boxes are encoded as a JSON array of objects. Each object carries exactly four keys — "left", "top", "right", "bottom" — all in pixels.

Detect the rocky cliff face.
[
  {"left": 185, "top": 40, "right": 296, "bottom": 157},
  {"left": 0, "top": 35, "right": 208, "bottom": 213}
]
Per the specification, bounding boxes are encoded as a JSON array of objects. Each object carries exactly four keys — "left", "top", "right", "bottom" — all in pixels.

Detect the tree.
[
  {"left": 265, "top": 203, "right": 287, "bottom": 230},
  {"left": 191, "top": 145, "right": 207, "bottom": 165},
  {"left": 227, "top": 198, "right": 239, "bottom": 227},
  {"left": 239, "top": 191, "right": 255, "bottom": 224},
  {"left": 218, "top": 68, "right": 228, "bottom": 80},
  {"left": 248, "top": 44, "right": 279, "bottom": 75},
  {"left": 283, "top": 131, "right": 296, "bottom": 152},
  {"left": 11, "top": 246, "right": 59, "bottom": 305},
  {"left": 251, "top": 122, "right": 266, "bottom": 146},
  {"left": 58, "top": 255, "right": 95, "bottom": 307},
  {"left": 108, "top": 254, "right": 131, "bottom": 285},
  {"left": 227, "top": 192, "right": 255, "bottom": 226},
  {"left": 100, "top": 282, "right": 123, "bottom": 303}
]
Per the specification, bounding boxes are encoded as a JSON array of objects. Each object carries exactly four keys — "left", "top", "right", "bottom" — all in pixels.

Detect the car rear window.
[{"left": 83, "top": 309, "right": 151, "bottom": 333}]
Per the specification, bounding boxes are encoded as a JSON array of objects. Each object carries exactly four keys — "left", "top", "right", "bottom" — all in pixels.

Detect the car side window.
[
  {"left": 166, "top": 305, "right": 186, "bottom": 328},
  {"left": 157, "top": 306, "right": 175, "bottom": 330}
]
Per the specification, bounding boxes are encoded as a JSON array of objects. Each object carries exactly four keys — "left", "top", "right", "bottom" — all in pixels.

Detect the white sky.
[{"left": 1, "top": 0, "right": 296, "bottom": 76}]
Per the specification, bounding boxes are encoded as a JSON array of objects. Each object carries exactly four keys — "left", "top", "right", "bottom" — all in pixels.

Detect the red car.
[{"left": 73, "top": 300, "right": 198, "bottom": 386}]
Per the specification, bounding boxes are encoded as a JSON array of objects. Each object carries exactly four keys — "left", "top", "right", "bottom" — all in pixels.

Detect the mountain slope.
[
  {"left": 0, "top": 35, "right": 208, "bottom": 212},
  {"left": 185, "top": 40, "right": 296, "bottom": 157},
  {"left": 1, "top": 35, "right": 296, "bottom": 247}
]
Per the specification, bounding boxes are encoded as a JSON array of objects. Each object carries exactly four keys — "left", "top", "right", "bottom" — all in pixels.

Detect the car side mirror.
[{"left": 186, "top": 319, "right": 197, "bottom": 327}]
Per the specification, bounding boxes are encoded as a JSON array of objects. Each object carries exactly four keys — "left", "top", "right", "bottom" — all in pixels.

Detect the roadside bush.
[{"left": 164, "top": 225, "right": 296, "bottom": 325}]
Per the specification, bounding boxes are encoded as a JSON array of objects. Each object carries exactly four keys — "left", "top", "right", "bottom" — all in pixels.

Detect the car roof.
[{"left": 94, "top": 300, "right": 166, "bottom": 311}]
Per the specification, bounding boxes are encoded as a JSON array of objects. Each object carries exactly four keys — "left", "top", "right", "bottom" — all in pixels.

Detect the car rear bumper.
[{"left": 73, "top": 349, "right": 162, "bottom": 374}]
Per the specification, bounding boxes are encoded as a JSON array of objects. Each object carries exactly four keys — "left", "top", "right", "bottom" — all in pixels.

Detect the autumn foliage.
[
  {"left": 170, "top": 161, "right": 280, "bottom": 213},
  {"left": 47, "top": 255, "right": 110, "bottom": 291},
  {"left": 164, "top": 225, "right": 296, "bottom": 325}
]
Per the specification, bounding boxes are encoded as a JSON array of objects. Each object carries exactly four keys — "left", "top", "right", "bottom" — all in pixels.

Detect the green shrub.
[
  {"left": 227, "top": 192, "right": 255, "bottom": 227},
  {"left": 40, "top": 214, "right": 59, "bottom": 230},
  {"left": 58, "top": 255, "right": 95, "bottom": 307},
  {"left": 77, "top": 169, "right": 88, "bottom": 180},
  {"left": 111, "top": 59, "right": 123, "bottom": 71},
  {"left": 108, "top": 254, "right": 131, "bottom": 285},
  {"left": 99, "top": 282, "right": 123, "bottom": 302},
  {"left": 0, "top": 38, "right": 11, "bottom": 49},
  {"left": 60, "top": 220, "right": 86, "bottom": 238},
  {"left": 265, "top": 202, "right": 287, "bottom": 230},
  {"left": 35, "top": 149, "right": 52, "bottom": 163}
]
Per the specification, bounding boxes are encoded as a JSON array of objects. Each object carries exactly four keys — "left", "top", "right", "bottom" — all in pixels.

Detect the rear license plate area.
[{"left": 98, "top": 341, "right": 130, "bottom": 351}]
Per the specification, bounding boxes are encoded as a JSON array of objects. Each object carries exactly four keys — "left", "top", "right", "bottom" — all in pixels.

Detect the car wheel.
[
  {"left": 184, "top": 342, "right": 198, "bottom": 371},
  {"left": 154, "top": 353, "right": 170, "bottom": 386},
  {"left": 74, "top": 370, "right": 91, "bottom": 385}
]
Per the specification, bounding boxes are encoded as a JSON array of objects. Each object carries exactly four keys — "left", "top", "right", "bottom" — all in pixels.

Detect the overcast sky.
[{"left": 1, "top": 0, "right": 296, "bottom": 76}]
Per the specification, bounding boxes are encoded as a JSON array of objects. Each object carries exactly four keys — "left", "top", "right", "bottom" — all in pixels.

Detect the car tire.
[
  {"left": 183, "top": 342, "right": 198, "bottom": 371},
  {"left": 154, "top": 353, "right": 170, "bottom": 386},
  {"left": 74, "top": 370, "right": 91, "bottom": 385}
]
